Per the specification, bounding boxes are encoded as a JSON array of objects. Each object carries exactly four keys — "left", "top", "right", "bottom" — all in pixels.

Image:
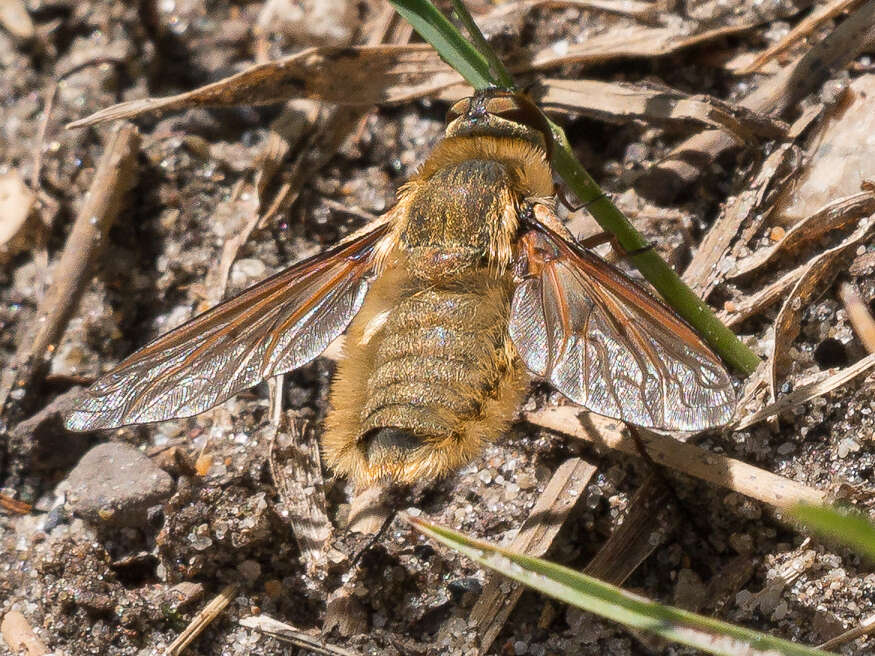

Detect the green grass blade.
[
  {"left": 389, "top": 0, "right": 761, "bottom": 375},
  {"left": 407, "top": 516, "right": 835, "bottom": 656},
  {"left": 388, "top": 0, "right": 496, "bottom": 89},
  {"left": 450, "top": 0, "right": 515, "bottom": 89},
  {"left": 793, "top": 504, "right": 875, "bottom": 560}
]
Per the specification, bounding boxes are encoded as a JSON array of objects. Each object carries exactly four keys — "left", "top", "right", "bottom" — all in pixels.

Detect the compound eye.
[
  {"left": 490, "top": 93, "right": 555, "bottom": 157},
  {"left": 483, "top": 94, "right": 521, "bottom": 120},
  {"left": 445, "top": 99, "right": 468, "bottom": 124}
]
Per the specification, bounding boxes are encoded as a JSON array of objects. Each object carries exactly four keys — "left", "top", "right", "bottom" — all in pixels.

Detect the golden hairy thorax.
[{"left": 321, "top": 135, "right": 552, "bottom": 487}]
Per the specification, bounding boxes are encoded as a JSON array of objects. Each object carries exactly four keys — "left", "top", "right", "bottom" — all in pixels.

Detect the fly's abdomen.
[
  {"left": 322, "top": 268, "right": 528, "bottom": 487},
  {"left": 363, "top": 288, "right": 499, "bottom": 428}
]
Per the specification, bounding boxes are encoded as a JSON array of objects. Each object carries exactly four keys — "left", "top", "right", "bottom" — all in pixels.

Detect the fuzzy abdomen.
[{"left": 322, "top": 267, "right": 528, "bottom": 487}]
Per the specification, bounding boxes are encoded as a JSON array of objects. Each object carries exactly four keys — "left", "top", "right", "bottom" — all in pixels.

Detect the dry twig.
[
  {"left": 269, "top": 416, "right": 332, "bottom": 574},
  {"left": 66, "top": 46, "right": 460, "bottom": 128},
  {"left": 733, "top": 352, "right": 875, "bottom": 430},
  {"left": 0, "top": 122, "right": 140, "bottom": 412},
  {"left": 240, "top": 615, "right": 360, "bottom": 656},
  {"left": 537, "top": 78, "right": 787, "bottom": 142},
  {"left": 817, "top": 613, "right": 875, "bottom": 650},
  {"left": 841, "top": 283, "right": 875, "bottom": 353},
  {"left": 167, "top": 584, "right": 237, "bottom": 656},
  {"left": 527, "top": 407, "right": 826, "bottom": 507},
  {"left": 637, "top": 0, "right": 875, "bottom": 201},
  {"left": 1, "top": 610, "right": 48, "bottom": 656},
  {"left": 739, "top": 0, "right": 865, "bottom": 74}
]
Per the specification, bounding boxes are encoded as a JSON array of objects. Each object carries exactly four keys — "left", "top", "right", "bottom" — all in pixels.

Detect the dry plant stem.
[
  {"left": 268, "top": 417, "right": 332, "bottom": 574},
  {"left": 69, "top": 0, "right": 822, "bottom": 132},
  {"left": 0, "top": 610, "right": 49, "bottom": 656},
  {"left": 739, "top": 0, "right": 865, "bottom": 74},
  {"left": 21, "top": 121, "right": 139, "bottom": 354},
  {"left": 488, "top": 0, "right": 660, "bottom": 22},
  {"left": 583, "top": 474, "right": 678, "bottom": 585},
  {"left": 840, "top": 283, "right": 875, "bottom": 353},
  {"left": 239, "top": 615, "right": 360, "bottom": 656},
  {"left": 817, "top": 613, "right": 875, "bottom": 650},
  {"left": 720, "top": 261, "right": 813, "bottom": 328},
  {"left": 0, "top": 492, "right": 31, "bottom": 513},
  {"left": 65, "top": 46, "right": 463, "bottom": 128},
  {"left": 769, "top": 217, "right": 875, "bottom": 398},
  {"left": 469, "top": 457, "right": 598, "bottom": 652},
  {"left": 538, "top": 78, "right": 788, "bottom": 142},
  {"left": 347, "top": 482, "right": 394, "bottom": 535},
  {"left": 682, "top": 129, "right": 806, "bottom": 296},
  {"left": 0, "top": 122, "right": 140, "bottom": 411},
  {"left": 527, "top": 407, "right": 826, "bottom": 507},
  {"left": 30, "top": 84, "right": 57, "bottom": 192},
  {"left": 734, "top": 352, "right": 875, "bottom": 430},
  {"left": 641, "top": 0, "right": 875, "bottom": 199},
  {"left": 730, "top": 190, "right": 875, "bottom": 278},
  {"left": 167, "top": 584, "right": 237, "bottom": 656}
]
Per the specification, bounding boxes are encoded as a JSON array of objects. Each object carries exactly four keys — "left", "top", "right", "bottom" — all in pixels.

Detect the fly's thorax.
[
  {"left": 394, "top": 135, "right": 554, "bottom": 281},
  {"left": 399, "top": 158, "right": 519, "bottom": 279}
]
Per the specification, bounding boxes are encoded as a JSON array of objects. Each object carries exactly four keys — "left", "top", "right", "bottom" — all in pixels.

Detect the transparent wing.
[
  {"left": 509, "top": 227, "right": 734, "bottom": 431},
  {"left": 66, "top": 223, "right": 391, "bottom": 431}
]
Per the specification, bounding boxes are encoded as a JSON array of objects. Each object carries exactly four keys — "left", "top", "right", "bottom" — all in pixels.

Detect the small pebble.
[
  {"left": 65, "top": 442, "right": 173, "bottom": 527},
  {"left": 516, "top": 473, "right": 536, "bottom": 490},
  {"left": 837, "top": 437, "right": 860, "bottom": 458}
]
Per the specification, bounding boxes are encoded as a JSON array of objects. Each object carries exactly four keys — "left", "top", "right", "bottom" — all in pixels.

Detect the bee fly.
[{"left": 66, "top": 89, "right": 735, "bottom": 488}]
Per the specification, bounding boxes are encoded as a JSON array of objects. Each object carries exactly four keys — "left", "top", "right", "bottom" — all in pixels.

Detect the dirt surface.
[{"left": 1, "top": 1, "right": 874, "bottom": 655}]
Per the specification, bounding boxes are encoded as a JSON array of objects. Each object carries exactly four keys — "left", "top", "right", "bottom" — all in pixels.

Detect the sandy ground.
[{"left": 1, "top": 1, "right": 873, "bottom": 654}]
